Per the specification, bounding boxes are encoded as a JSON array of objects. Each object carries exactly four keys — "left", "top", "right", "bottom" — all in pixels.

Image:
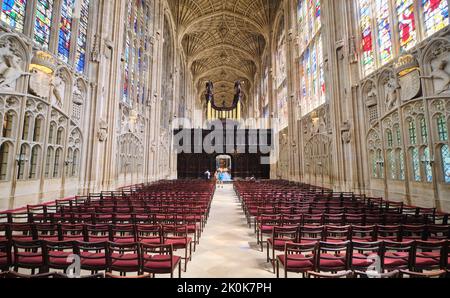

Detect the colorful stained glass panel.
[{"left": 1, "top": 0, "right": 27, "bottom": 33}]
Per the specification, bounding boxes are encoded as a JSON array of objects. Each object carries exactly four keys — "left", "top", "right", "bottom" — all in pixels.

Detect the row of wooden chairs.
[{"left": 0, "top": 239, "right": 187, "bottom": 278}]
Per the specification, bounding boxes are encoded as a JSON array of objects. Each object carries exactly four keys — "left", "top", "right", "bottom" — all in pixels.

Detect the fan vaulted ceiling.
[{"left": 168, "top": 0, "right": 281, "bottom": 107}]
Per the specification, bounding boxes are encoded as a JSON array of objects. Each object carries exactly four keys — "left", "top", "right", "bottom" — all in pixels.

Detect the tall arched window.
[
  {"left": 75, "top": 0, "right": 90, "bottom": 73},
  {"left": 72, "top": 148, "right": 79, "bottom": 176},
  {"left": 56, "top": 128, "right": 64, "bottom": 145},
  {"left": 437, "top": 114, "right": 448, "bottom": 141},
  {"left": 422, "top": 0, "right": 449, "bottom": 38},
  {"left": 408, "top": 118, "right": 417, "bottom": 145},
  {"left": 17, "top": 144, "right": 29, "bottom": 180},
  {"left": 420, "top": 116, "right": 428, "bottom": 143},
  {"left": 1, "top": 0, "right": 27, "bottom": 33},
  {"left": 359, "top": 0, "right": 376, "bottom": 75},
  {"left": 2, "top": 111, "right": 15, "bottom": 138},
  {"left": 29, "top": 146, "right": 40, "bottom": 179},
  {"left": 358, "top": 0, "right": 449, "bottom": 77},
  {"left": 398, "top": 148, "right": 405, "bottom": 180},
  {"left": 0, "top": 142, "right": 11, "bottom": 181},
  {"left": 57, "top": 0, "right": 75, "bottom": 62},
  {"left": 441, "top": 144, "right": 450, "bottom": 183},
  {"left": 66, "top": 148, "right": 73, "bottom": 176},
  {"left": 33, "top": 116, "right": 43, "bottom": 142},
  {"left": 53, "top": 148, "right": 62, "bottom": 178},
  {"left": 45, "top": 147, "right": 54, "bottom": 178},
  {"left": 423, "top": 146, "right": 433, "bottom": 182},
  {"left": 48, "top": 122, "right": 56, "bottom": 143},
  {"left": 411, "top": 147, "right": 421, "bottom": 181},
  {"left": 22, "top": 113, "right": 31, "bottom": 140},
  {"left": 34, "top": 0, "right": 54, "bottom": 49},
  {"left": 297, "top": 0, "right": 325, "bottom": 116}
]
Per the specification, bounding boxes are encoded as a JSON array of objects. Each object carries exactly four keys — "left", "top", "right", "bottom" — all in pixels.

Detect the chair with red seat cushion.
[
  {"left": 376, "top": 225, "right": 401, "bottom": 242},
  {"left": 136, "top": 224, "right": 162, "bottom": 245},
  {"left": 110, "top": 224, "right": 136, "bottom": 244},
  {"left": 323, "top": 214, "right": 345, "bottom": 226},
  {"left": 44, "top": 240, "right": 77, "bottom": 272},
  {"left": 302, "top": 214, "right": 324, "bottom": 226},
  {"left": 350, "top": 241, "right": 383, "bottom": 272},
  {"left": 267, "top": 226, "right": 299, "bottom": 272},
  {"left": 12, "top": 240, "right": 47, "bottom": 274},
  {"left": 84, "top": 224, "right": 111, "bottom": 243},
  {"left": 411, "top": 240, "right": 446, "bottom": 272},
  {"left": 281, "top": 214, "right": 302, "bottom": 228},
  {"left": 350, "top": 225, "right": 376, "bottom": 242},
  {"left": 276, "top": 242, "right": 318, "bottom": 278},
  {"left": 401, "top": 225, "right": 426, "bottom": 242},
  {"left": 299, "top": 225, "right": 325, "bottom": 244},
  {"left": 0, "top": 223, "right": 9, "bottom": 242},
  {"left": 316, "top": 241, "right": 351, "bottom": 273},
  {"left": 78, "top": 241, "right": 108, "bottom": 273},
  {"left": 0, "top": 240, "right": 11, "bottom": 272},
  {"left": 162, "top": 224, "right": 192, "bottom": 272},
  {"left": 35, "top": 223, "right": 60, "bottom": 242},
  {"left": 59, "top": 223, "right": 85, "bottom": 242},
  {"left": 9, "top": 223, "right": 36, "bottom": 242},
  {"left": 382, "top": 240, "right": 414, "bottom": 272},
  {"left": 324, "top": 225, "right": 350, "bottom": 243},
  {"left": 107, "top": 242, "right": 140, "bottom": 275},
  {"left": 256, "top": 214, "right": 281, "bottom": 251},
  {"left": 426, "top": 225, "right": 449, "bottom": 241},
  {"left": 140, "top": 243, "right": 181, "bottom": 278}
]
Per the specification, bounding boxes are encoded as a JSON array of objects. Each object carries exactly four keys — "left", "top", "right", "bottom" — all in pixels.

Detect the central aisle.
[{"left": 184, "top": 184, "right": 275, "bottom": 278}]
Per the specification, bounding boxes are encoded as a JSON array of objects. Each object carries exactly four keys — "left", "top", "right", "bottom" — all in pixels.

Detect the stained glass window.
[
  {"left": 395, "top": 125, "right": 402, "bottom": 145},
  {"left": 408, "top": 119, "right": 417, "bottom": 145},
  {"left": 412, "top": 147, "right": 421, "bottom": 181},
  {"left": 359, "top": 0, "right": 375, "bottom": 75},
  {"left": 396, "top": 0, "right": 417, "bottom": 52},
  {"left": 376, "top": 0, "right": 393, "bottom": 64},
  {"left": 441, "top": 144, "right": 450, "bottom": 183},
  {"left": 1, "top": 0, "right": 27, "bottom": 33},
  {"left": 422, "top": 0, "right": 449, "bottom": 38},
  {"left": 371, "top": 151, "right": 378, "bottom": 178},
  {"left": 420, "top": 117, "right": 428, "bottom": 143},
  {"left": 58, "top": 0, "right": 75, "bottom": 63},
  {"left": 377, "top": 149, "right": 384, "bottom": 178},
  {"left": 123, "top": 34, "right": 130, "bottom": 102},
  {"left": 298, "top": 0, "right": 308, "bottom": 52},
  {"left": 423, "top": 147, "right": 433, "bottom": 182},
  {"left": 388, "top": 150, "right": 396, "bottom": 179},
  {"left": 398, "top": 149, "right": 405, "bottom": 180},
  {"left": 34, "top": 0, "right": 53, "bottom": 49},
  {"left": 437, "top": 114, "right": 448, "bottom": 141},
  {"left": 75, "top": 0, "right": 90, "bottom": 73},
  {"left": 387, "top": 129, "right": 393, "bottom": 147}
]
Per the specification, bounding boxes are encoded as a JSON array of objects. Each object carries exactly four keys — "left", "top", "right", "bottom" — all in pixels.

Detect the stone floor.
[{"left": 183, "top": 184, "right": 275, "bottom": 278}]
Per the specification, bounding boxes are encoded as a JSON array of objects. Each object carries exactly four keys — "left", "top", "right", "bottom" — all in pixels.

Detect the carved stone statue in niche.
[
  {"left": 51, "top": 73, "right": 65, "bottom": 108},
  {"left": 341, "top": 121, "right": 352, "bottom": 144},
  {"left": 384, "top": 75, "right": 400, "bottom": 111},
  {"left": 98, "top": 119, "right": 108, "bottom": 142},
  {"left": 72, "top": 82, "right": 84, "bottom": 105},
  {"left": 0, "top": 40, "right": 29, "bottom": 90},
  {"left": 421, "top": 58, "right": 450, "bottom": 94},
  {"left": 365, "top": 82, "right": 377, "bottom": 107}
]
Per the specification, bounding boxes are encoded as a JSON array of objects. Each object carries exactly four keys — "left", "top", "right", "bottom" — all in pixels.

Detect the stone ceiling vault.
[{"left": 168, "top": 0, "right": 281, "bottom": 108}]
